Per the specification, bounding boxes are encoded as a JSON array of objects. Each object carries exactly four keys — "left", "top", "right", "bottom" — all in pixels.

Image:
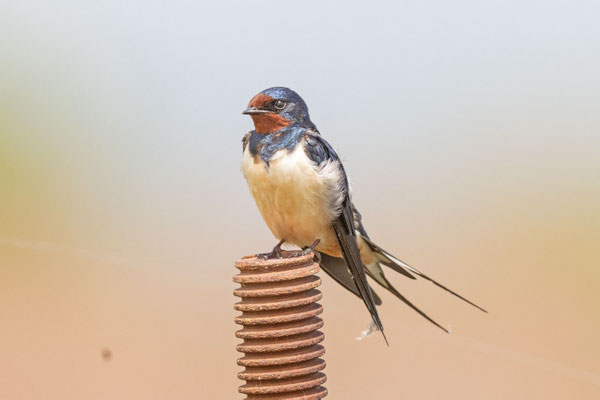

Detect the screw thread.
[{"left": 234, "top": 251, "right": 328, "bottom": 399}]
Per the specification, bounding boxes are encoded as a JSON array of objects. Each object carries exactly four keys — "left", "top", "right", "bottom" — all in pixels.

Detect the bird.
[{"left": 240, "top": 86, "right": 486, "bottom": 342}]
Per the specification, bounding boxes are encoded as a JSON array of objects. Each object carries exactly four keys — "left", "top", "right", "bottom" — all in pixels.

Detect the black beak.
[{"left": 242, "top": 107, "right": 271, "bottom": 115}]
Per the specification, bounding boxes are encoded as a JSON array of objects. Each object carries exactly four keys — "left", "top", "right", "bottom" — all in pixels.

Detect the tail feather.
[
  {"left": 375, "top": 255, "right": 416, "bottom": 280},
  {"left": 361, "top": 234, "right": 488, "bottom": 313},
  {"left": 320, "top": 253, "right": 383, "bottom": 305},
  {"left": 365, "top": 264, "right": 449, "bottom": 333}
]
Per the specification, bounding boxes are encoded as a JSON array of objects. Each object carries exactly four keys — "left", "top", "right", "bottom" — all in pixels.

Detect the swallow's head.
[{"left": 243, "top": 87, "right": 313, "bottom": 134}]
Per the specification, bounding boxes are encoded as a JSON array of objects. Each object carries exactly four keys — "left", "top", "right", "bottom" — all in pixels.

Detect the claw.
[
  {"left": 289, "top": 239, "right": 321, "bottom": 259},
  {"left": 258, "top": 238, "right": 285, "bottom": 260}
]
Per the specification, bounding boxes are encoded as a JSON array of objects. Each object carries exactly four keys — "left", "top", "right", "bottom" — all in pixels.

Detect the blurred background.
[{"left": 1, "top": 1, "right": 599, "bottom": 399}]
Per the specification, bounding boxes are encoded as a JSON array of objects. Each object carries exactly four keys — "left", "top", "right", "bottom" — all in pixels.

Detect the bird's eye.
[{"left": 273, "top": 100, "right": 286, "bottom": 110}]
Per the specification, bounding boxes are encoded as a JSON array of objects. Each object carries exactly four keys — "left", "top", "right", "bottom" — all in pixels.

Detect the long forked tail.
[
  {"left": 363, "top": 264, "right": 450, "bottom": 333},
  {"left": 361, "top": 235, "right": 488, "bottom": 313}
]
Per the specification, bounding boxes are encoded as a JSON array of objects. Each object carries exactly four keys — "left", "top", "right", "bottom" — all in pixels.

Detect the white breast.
[{"left": 241, "top": 142, "right": 344, "bottom": 252}]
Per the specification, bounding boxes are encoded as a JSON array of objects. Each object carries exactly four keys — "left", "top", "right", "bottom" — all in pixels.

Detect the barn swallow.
[{"left": 241, "top": 87, "right": 486, "bottom": 342}]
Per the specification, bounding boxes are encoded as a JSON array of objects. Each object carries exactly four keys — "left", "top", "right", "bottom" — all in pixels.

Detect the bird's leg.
[
  {"left": 258, "top": 238, "right": 286, "bottom": 260},
  {"left": 289, "top": 238, "right": 321, "bottom": 260}
]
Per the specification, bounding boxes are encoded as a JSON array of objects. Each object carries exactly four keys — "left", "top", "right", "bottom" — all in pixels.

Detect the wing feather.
[{"left": 304, "top": 133, "right": 387, "bottom": 342}]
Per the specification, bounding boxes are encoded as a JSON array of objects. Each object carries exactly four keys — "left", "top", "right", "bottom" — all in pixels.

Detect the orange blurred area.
[{"left": 1, "top": 1, "right": 600, "bottom": 399}]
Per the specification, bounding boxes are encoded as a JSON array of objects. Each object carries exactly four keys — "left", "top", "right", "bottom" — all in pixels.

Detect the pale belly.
[{"left": 241, "top": 145, "right": 342, "bottom": 256}]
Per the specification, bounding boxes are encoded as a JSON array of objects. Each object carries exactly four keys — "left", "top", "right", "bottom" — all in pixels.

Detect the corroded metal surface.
[{"left": 234, "top": 251, "right": 327, "bottom": 399}]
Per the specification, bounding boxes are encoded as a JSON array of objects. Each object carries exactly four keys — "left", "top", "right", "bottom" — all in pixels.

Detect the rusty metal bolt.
[{"left": 234, "top": 251, "right": 328, "bottom": 399}]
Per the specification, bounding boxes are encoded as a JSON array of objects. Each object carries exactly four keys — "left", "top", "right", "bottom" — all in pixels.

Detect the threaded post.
[{"left": 233, "top": 251, "right": 328, "bottom": 399}]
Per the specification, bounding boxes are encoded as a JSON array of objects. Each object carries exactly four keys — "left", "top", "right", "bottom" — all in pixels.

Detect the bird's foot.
[
  {"left": 289, "top": 239, "right": 321, "bottom": 261},
  {"left": 258, "top": 239, "right": 285, "bottom": 260}
]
